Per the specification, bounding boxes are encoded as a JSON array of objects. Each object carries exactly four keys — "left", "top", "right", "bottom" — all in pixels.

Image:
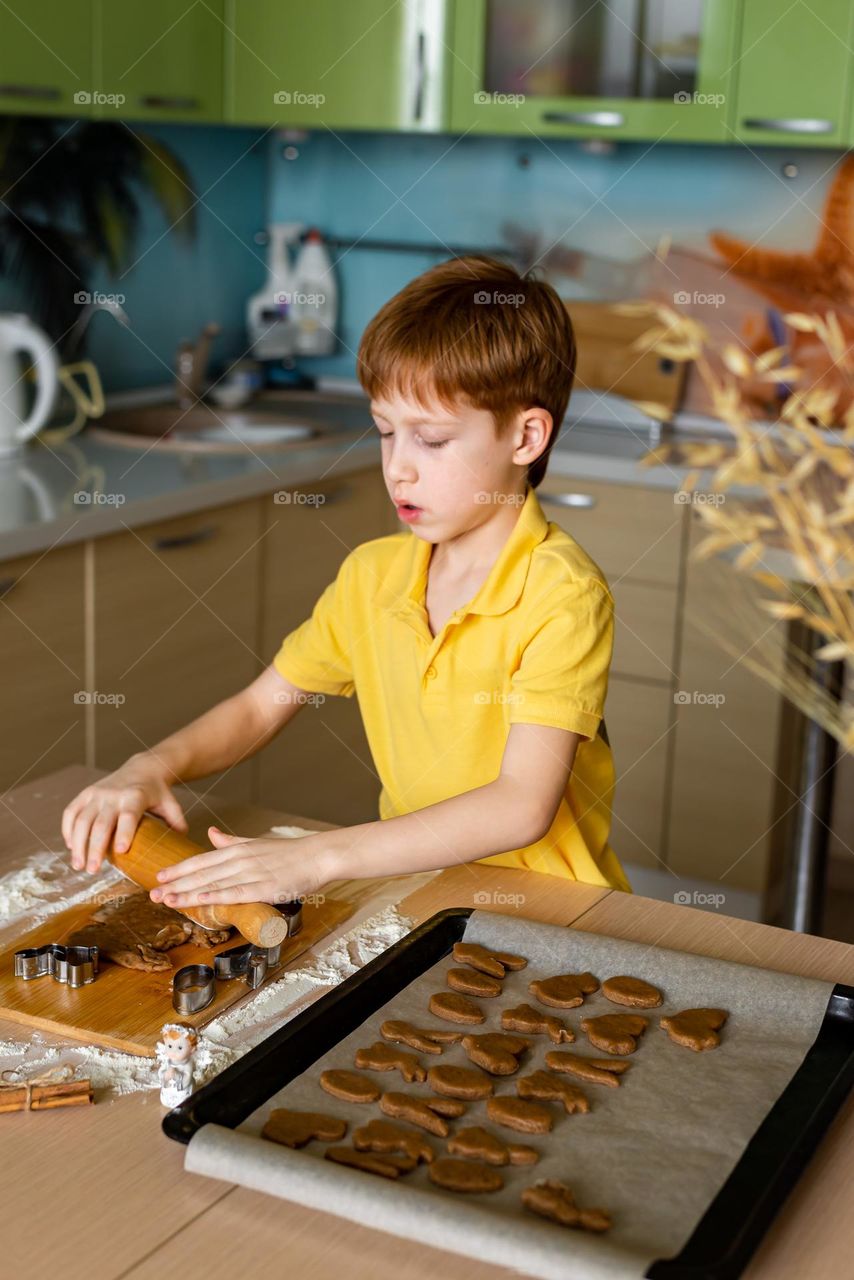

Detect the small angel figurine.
[{"left": 156, "top": 1023, "right": 200, "bottom": 1108}]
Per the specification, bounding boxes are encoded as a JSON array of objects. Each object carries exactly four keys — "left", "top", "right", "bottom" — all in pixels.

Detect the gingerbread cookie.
[
  {"left": 602, "top": 976, "right": 663, "bottom": 1008},
  {"left": 580, "top": 1014, "right": 648, "bottom": 1055},
  {"left": 428, "top": 1157, "right": 504, "bottom": 1194},
  {"left": 354, "top": 1042, "right": 426, "bottom": 1082},
  {"left": 528, "top": 972, "right": 600, "bottom": 1009},
  {"left": 446, "top": 967, "right": 503, "bottom": 998},
  {"left": 379, "top": 1091, "right": 457, "bottom": 1137},
  {"left": 380, "top": 1020, "right": 462, "bottom": 1054},
  {"left": 325, "top": 1146, "right": 414, "bottom": 1178},
  {"left": 262, "top": 1109, "right": 347, "bottom": 1149},
  {"left": 461, "top": 1032, "right": 530, "bottom": 1076},
  {"left": 502, "top": 1003, "right": 574, "bottom": 1045},
  {"left": 319, "top": 1069, "right": 381, "bottom": 1103},
  {"left": 517, "top": 1070, "right": 590, "bottom": 1114},
  {"left": 448, "top": 1126, "right": 539, "bottom": 1167},
  {"left": 544, "top": 1051, "right": 631, "bottom": 1088},
  {"left": 522, "top": 1179, "right": 612, "bottom": 1232},
  {"left": 427, "top": 1064, "right": 494, "bottom": 1100},
  {"left": 452, "top": 941, "right": 527, "bottom": 976},
  {"left": 486, "top": 1096, "right": 553, "bottom": 1134},
  {"left": 428, "top": 992, "right": 486, "bottom": 1024},
  {"left": 660, "top": 1007, "right": 728, "bottom": 1051},
  {"left": 353, "top": 1119, "right": 435, "bottom": 1164}
]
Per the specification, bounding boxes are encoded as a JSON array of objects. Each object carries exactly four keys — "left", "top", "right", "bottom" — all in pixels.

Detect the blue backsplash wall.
[
  {"left": 1, "top": 120, "right": 843, "bottom": 393},
  {"left": 266, "top": 130, "right": 846, "bottom": 384}
]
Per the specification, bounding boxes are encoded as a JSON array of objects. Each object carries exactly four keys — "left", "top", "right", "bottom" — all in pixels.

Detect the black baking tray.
[{"left": 163, "top": 907, "right": 854, "bottom": 1280}]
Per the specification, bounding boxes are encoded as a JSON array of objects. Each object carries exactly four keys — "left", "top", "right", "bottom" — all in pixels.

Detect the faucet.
[
  {"left": 176, "top": 322, "right": 221, "bottom": 409},
  {"left": 66, "top": 296, "right": 130, "bottom": 359}
]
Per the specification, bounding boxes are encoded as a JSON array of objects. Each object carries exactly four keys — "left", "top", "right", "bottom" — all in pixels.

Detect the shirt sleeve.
[
  {"left": 508, "top": 578, "right": 614, "bottom": 738},
  {"left": 272, "top": 554, "right": 355, "bottom": 697}
]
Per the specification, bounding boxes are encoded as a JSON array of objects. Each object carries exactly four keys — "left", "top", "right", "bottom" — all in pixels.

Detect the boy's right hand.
[{"left": 62, "top": 755, "right": 188, "bottom": 874}]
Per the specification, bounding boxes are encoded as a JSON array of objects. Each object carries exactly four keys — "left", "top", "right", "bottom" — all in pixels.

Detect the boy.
[{"left": 62, "top": 255, "right": 632, "bottom": 906}]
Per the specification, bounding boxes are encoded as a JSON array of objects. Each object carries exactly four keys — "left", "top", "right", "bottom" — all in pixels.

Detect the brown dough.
[
  {"left": 428, "top": 1157, "right": 504, "bottom": 1193},
  {"left": 427, "top": 1064, "right": 494, "bottom": 1099},
  {"left": 461, "top": 1032, "right": 530, "bottom": 1075},
  {"left": 602, "top": 976, "right": 663, "bottom": 1008},
  {"left": 428, "top": 992, "right": 486, "bottom": 1024},
  {"left": 68, "top": 888, "right": 230, "bottom": 972},
  {"left": 544, "top": 1051, "right": 631, "bottom": 1087},
  {"left": 379, "top": 1092, "right": 454, "bottom": 1136},
  {"left": 354, "top": 1042, "right": 426, "bottom": 1082},
  {"left": 580, "top": 1014, "right": 648, "bottom": 1055},
  {"left": 447, "top": 1126, "right": 539, "bottom": 1166},
  {"left": 380, "top": 1020, "right": 463, "bottom": 1054},
  {"left": 502, "top": 1003, "right": 574, "bottom": 1044},
  {"left": 319, "top": 1070, "right": 381, "bottom": 1103},
  {"left": 446, "top": 967, "right": 503, "bottom": 998},
  {"left": 486, "top": 1096, "right": 554, "bottom": 1134},
  {"left": 452, "top": 941, "right": 527, "bottom": 976},
  {"left": 262, "top": 1109, "right": 347, "bottom": 1148},
  {"left": 660, "top": 1008, "right": 729, "bottom": 1051},
  {"left": 517, "top": 1070, "right": 590, "bottom": 1114},
  {"left": 522, "top": 1179, "right": 612, "bottom": 1232},
  {"left": 528, "top": 972, "right": 600, "bottom": 1009},
  {"left": 325, "top": 1146, "right": 415, "bottom": 1177},
  {"left": 352, "top": 1119, "right": 435, "bottom": 1164}
]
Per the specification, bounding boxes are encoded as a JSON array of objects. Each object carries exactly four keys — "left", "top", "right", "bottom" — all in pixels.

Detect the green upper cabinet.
[
  {"left": 449, "top": 0, "right": 740, "bottom": 142},
  {"left": 96, "top": 0, "right": 224, "bottom": 123},
  {"left": 224, "top": 0, "right": 449, "bottom": 130},
  {"left": 734, "top": 0, "right": 854, "bottom": 148},
  {"left": 0, "top": 0, "right": 94, "bottom": 117}
]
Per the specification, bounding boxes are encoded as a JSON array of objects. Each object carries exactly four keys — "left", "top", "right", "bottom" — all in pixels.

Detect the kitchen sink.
[{"left": 87, "top": 391, "right": 372, "bottom": 452}]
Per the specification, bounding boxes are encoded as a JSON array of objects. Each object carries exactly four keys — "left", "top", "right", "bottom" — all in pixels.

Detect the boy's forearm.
[
  {"left": 135, "top": 689, "right": 285, "bottom": 784},
  {"left": 322, "top": 779, "right": 546, "bottom": 882}
]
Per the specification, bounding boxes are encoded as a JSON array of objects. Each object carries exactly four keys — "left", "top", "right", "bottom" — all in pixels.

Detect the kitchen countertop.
[
  {"left": 2, "top": 764, "right": 853, "bottom": 1280},
  {"left": 0, "top": 382, "right": 731, "bottom": 561}
]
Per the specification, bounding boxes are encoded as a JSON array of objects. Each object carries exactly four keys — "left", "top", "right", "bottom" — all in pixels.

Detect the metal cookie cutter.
[
  {"left": 172, "top": 963, "right": 216, "bottom": 1015},
  {"left": 215, "top": 940, "right": 285, "bottom": 990},
  {"left": 14, "top": 943, "right": 99, "bottom": 988}
]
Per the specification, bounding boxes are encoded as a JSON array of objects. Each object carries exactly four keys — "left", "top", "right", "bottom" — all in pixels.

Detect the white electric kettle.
[{"left": 0, "top": 313, "right": 60, "bottom": 457}]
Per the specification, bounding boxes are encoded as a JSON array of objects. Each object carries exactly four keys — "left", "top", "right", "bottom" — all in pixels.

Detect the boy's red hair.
[{"left": 357, "top": 255, "right": 576, "bottom": 488}]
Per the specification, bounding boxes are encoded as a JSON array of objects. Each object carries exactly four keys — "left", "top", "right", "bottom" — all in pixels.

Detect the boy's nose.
[{"left": 385, "top": 441, "right": 417, "bottom": 484}]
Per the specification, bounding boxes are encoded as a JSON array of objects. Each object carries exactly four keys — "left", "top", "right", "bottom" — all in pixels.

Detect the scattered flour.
[{"left": 0, "top": 823, "right": 420, "bottom": 1097}]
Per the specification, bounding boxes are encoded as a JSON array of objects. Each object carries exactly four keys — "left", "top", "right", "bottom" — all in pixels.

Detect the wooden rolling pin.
[{"left": 109, "top": 815, "right": 288, "bottom": 948}]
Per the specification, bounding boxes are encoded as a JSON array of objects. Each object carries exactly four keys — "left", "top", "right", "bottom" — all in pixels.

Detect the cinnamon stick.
[{"left": 0, "top": 1079, "right": 93, "bottom": 1114}]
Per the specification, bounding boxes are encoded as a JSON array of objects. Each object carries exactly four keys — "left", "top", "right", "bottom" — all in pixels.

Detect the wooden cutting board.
[
  {"left": 570, "top": 299, "right": 688, "bottom": 416},
  {"left": 0, "top": 882, "right": 354, "bottom": 1056}
]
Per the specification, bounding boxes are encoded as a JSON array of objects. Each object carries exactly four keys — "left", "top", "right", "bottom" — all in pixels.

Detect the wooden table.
[{"left": 3, "top": 766, "right": 854, "bottom": 1280}]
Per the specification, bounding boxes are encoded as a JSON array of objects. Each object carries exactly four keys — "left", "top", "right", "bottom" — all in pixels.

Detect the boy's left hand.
[{"left": 149, "top": 826, "right": 336, "bottom": 909}]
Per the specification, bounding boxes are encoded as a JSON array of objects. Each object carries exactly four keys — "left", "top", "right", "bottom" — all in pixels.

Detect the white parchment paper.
[{"left": 184, "top": 911, "right": 836, "bottom": 1280}]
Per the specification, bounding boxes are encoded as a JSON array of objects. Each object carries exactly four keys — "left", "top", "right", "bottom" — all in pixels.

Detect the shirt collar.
[{"left": 376, "top": 486, "right": 549, "bottom": 621}]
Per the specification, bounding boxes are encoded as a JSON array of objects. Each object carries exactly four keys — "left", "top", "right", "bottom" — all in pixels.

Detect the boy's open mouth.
[{"left": 395, "top": 501, "right": 423, "bottom": 522}]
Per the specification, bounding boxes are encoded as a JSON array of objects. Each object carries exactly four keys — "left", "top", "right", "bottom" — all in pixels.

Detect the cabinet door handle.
[
  {"left": 413, "top": 30, "right": 427, "bottom": 123},
  {"left": 139, "top": 94, "right": 202, "bottom": 112},
  {"left": 540, "top": 491, "right": 598, "bottom": 510},
  {"left": 541, "top": 110, "right": 624, "bottom": 128},
  {"left": 741, "top": 117, "right": 834, "bottom": 135},
  {"left": 0, "top": 84, "right": 61, "bottom": 101},
  {"left": 0, "top": 575, "right": 18, "bottom": 598},
  {"left": 152, "top": 525, "right": 218, "bottom": 551}
]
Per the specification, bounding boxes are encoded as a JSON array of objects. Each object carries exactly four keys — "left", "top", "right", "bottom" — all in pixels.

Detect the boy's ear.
[{"left": 514, "top": 407, "right": 553, "bottom": 464}]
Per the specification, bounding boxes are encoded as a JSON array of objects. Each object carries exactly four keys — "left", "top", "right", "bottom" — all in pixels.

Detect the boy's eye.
[{"left": 421, "top": 438, "right": 448, "bottom": 449}]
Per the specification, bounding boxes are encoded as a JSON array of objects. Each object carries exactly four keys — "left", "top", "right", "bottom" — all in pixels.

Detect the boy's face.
[{"left": 370, "top": 390, "right": 550, "bottom": 542}]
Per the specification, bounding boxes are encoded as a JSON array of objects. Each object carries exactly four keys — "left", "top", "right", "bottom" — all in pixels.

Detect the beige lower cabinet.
[
  {"left": 665, "top": 515, "right": 784, "bottom": 895},
  {"left": 0, "top": 543, "right": 87, "bottom": 792},
  {"left": 92, "top": 498, "right": 264, "bottom": 807},
  {"left": 257, "top": 469, "right": 391, "bottom": 826},
  {"left": 605, "top": 676, "right": 673, "bottom": 872}
]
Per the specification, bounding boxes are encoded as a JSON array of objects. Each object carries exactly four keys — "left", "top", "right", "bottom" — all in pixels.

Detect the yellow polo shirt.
[{"left": 273, "top": 485, "right": 631, "bottom": 892}]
